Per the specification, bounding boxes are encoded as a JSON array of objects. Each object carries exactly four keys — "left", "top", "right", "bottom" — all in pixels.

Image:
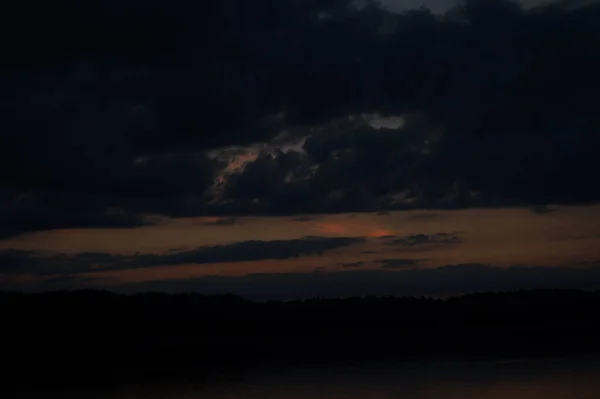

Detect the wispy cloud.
[
  {"left": 0, "top": 236, "right": 365, "bottom": 277},
  {"left": 338, "top": 261, "right": 365, "bottom": 268},
  {"left": 386, "top": 232, "right": 462, "bottom": 251},
  {"left": 376, "top": 259, "right": 422, "bottom": 270}
]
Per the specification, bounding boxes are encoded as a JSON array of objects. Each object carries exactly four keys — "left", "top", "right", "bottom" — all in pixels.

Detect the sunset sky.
[{"left": 2, "top": 0, "right": 600, "bottom": 298}]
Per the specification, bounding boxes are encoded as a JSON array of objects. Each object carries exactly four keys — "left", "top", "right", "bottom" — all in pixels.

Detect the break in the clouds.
[{"left": 2, "top": 0, "right": 600, "bottom": 236}]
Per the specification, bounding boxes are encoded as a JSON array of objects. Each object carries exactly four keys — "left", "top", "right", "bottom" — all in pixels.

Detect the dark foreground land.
[{"left": 3, "top": 289, "right": 600, "bottom": 386}]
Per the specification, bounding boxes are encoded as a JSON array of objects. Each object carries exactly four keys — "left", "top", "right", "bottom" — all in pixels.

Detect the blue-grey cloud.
[
  {"left": 386, "top": 232, "right": 462, "bottom": 250},
  {"left": 0, "top": 236, "right": 365, "bottom": 276},
  {"left": 531, "top": 205, "right": 556, "bottom": 214},
  {"left": 376, "top": 258, "right": 422, "bottom": 269}
]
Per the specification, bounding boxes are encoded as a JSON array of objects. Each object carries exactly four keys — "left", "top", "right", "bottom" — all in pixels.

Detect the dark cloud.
[
  {"left": 12, "top": 263, "right": 599, "bottom": 300},
  {"left": 3, "top": 0, "right": 600, "bottom": 234},
  {"left": 0, "top": 196, "right": 149, "bottom": 240},
  {"left": 112, "top": 236, "right": 364, "bottom": 271},
  {"left": 216, "top": 0, "right": 600, "bottom": 214},
  {"left": 0, "top": 250, "right": 115, "bottom": 276},
  {"left": 0, "top": 236, "right": 365, "bottom": 276},
  {"left": 388, "top": 232, "right": 462, "bottom": 250},
  {"left": 338, "top": 261, "right": 365, "bottom": 268},
  {"left": 376, "top": 258, "right": 422, "bottom": 269},
  {"left": 378, "top": 235, "right": 396, "bottom": 240},
  {"left": 0, "top": 146, "right": 219, "bottom": 237},
  {"left": 531, "top": 205, "right": 555, "bottom": 214},
  {"left": 0, "top": 249, "right": 37, "bottom": 275},
  {"left": 218, "top": 116, "right": 443, "bottom": 214}
]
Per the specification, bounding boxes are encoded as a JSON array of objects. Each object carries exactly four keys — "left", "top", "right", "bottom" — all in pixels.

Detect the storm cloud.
[{"left": 2, "top": 0, "right": 600, "bottom": 236}]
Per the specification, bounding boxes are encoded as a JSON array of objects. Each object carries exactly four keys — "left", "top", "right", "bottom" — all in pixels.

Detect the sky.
[
  {"left": 2, "top": 0, "right": 600, "bottom": 299},
  {"left": 380, "top": 0, "right": 576, "bottom": 13}
]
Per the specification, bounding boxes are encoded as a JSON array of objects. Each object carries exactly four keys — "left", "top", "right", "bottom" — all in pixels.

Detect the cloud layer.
[
  {"left": 0, "top": 236, "right": 364, "bottom": 276},
  {"left": 2, "top": 0, "right": 600, "bottom": 236}
]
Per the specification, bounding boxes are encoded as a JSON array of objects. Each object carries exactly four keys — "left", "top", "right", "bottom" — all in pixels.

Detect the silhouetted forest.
[{"left": 3, "top": 289, "right": 600, "bottom": 386}]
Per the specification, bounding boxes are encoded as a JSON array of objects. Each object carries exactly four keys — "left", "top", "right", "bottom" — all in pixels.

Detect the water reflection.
[{"left": 44, "top": 358, "right": 600, "bottom": 399}]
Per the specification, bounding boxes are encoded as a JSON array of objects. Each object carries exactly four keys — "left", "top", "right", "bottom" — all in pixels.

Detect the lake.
[{"left": 11, "top": 357, "right": 600, "bottom": 398}]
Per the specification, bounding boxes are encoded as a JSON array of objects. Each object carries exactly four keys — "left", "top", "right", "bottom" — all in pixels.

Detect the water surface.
[{"left": 27, "top": 357, "right": 600, "bottom": 398}]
